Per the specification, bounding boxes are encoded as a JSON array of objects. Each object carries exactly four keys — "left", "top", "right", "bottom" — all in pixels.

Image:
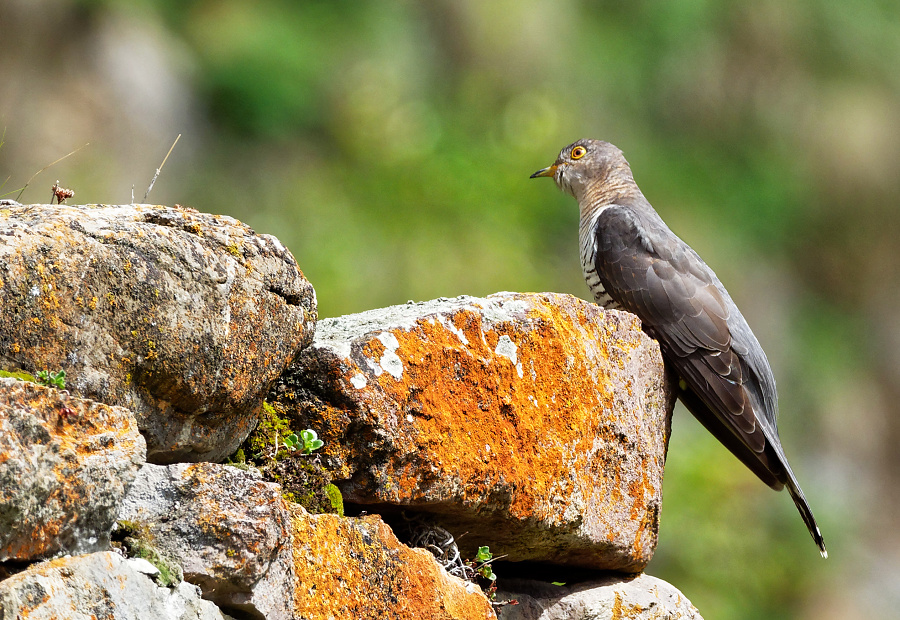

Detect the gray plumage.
[{"left": 532, "top": 139, "right": 826, "bottom": 556}]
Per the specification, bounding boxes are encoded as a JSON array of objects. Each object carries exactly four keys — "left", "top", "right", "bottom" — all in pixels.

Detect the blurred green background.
[{"left": 3, "top": 1, "right": 898, "bottom": 617}]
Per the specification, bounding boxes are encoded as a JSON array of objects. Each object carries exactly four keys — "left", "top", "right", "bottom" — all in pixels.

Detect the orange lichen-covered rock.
[
  {"left": 0, "top": 377, "right": 146, "bottom": 561},
  {"left": 0, "top": 204, "right": 316, "bottom": 463},
  {"left": 272, "top": 293, "right": 676, "bottom": 572},
  {"left": 291, "top": 506, "right": 496, "bottom": 620}
]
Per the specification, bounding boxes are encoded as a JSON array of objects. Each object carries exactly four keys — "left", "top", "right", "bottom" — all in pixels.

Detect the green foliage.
[
  {"left": 270, "top": 457, "right": 341, "bottom": 516},
  {"left": 223, "top": 448, "right": 250, "bottom": 471},
  {"left": 474, "top": 545, "right": 492, "bottom": 562},
  {"left": 233, "top": 401, "right": 340, "bottom": 515},
  {"left": 35, "top": 370, "right": 66, "bottom": 389},
  {"left": 250, "top": 400, "right": 325, "bottom": 460},
  {"left": 280, "top": 433, "right": 301, "bottom": 452},
  {"left": 324, "top": 483, "right": 344, "bottom": 517},
  {"left": 300, "top": 429, "right": 324, "bottom": 455},
  {"left": 279, "top": 429, "right": 325, "bottom": 455},
  {"left": 113, "top": 520, "right": 182, "bottom": 588},
  {"left": 0, "top": 369, "right": 36, "bottom": 382},
  {"left": 248, "top": 401, "right": 293, "bottom": 460},
  {"left": 471, "top": 546, "right": 497, "bottom": 583}
]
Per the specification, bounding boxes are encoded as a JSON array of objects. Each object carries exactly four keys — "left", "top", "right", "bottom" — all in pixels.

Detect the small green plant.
[
  {"left": 472, "top": 546, "right": 497, "bottom": 582},
  {"left": 281, "top": 433, "right": 301, "bottom": 452},
  {"left": 300, "top": 429, "right": 324, "bottom": 454},
  {"left": 282, "top": 429, "right": 324, "bottom": 455},
  {"left": 408, "top": 522, "right": 516, "bottom": 610},
  {"left": 36, "top": 369, "right": 66, "bottom": 389}
]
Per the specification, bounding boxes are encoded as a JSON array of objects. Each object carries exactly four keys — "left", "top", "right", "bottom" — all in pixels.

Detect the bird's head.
[{"left": 530, "top": 139, "right": 630, "bottom": 200}]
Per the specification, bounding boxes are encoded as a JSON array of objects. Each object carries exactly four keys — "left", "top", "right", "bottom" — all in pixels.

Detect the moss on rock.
[{"left": 112, "top": 520, "right": 183, "bottom": 587}]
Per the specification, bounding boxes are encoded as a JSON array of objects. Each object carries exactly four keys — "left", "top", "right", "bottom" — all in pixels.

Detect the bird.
[{"left": 531, "top": 139, "right": 826, "bottom": 557}]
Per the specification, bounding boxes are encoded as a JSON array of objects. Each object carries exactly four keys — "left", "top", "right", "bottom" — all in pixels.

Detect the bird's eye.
[{"left": 571, "top": 146, "right": 586, "bottom": 159}]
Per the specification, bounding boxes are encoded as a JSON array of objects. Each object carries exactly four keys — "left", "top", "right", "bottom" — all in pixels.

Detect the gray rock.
[
  {"left": 0, "top": 204, "right": 316, "bottom": 463},
  {"left": 118, "top": 462, "right": 296, "bottom": 620},
  {"left": 272, "top": 292, "right": 676, "bottom": 572},
  {"left": 496, "top": 574, "right": 702, "bottom": 620},
  {"left": 0, "top": 551, "right": 226, "bottom": 619},
  {"left": 0, "top": 378, "right": 146, "bottom": 561}
]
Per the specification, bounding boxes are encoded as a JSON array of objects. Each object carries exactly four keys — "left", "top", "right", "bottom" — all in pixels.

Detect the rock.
[
  {"left": 272, "top": 292, "right": 675, "bottom": 572},
  {"left": 291, "top": 506, "right": 496, "bottom": 620},
  {"left": 0, "top": 377, "right": 145, "bottom": 561},
  {"left": 0, "top": 551, "right": 227, "bottom": 620},
  {"left": 0, "top": 204, "right": 316, "bottom": 463},
  {"left": 495, "top": 574, "right": 702, "bottom": 620},
  {"left": 117, "top": 462, "right": 295, "bottom": 620}
]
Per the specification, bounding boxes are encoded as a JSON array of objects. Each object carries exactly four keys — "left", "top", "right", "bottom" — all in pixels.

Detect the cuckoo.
[{"left": 531, "top": 139, "right": 826, "bottom": 556}]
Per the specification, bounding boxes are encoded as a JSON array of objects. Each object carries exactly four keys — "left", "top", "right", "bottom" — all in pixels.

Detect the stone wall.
[{"left": 0, "top": 204, "right": 701, "bottom": 619}]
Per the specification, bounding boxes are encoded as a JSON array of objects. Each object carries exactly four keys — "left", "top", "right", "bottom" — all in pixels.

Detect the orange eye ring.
[{"left": 571, "top": 146, "right": 586, "bottom": 159}]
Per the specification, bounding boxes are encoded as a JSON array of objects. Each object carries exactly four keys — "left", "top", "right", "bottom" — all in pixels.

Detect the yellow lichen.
[{"left": 0, "top": 369, "right": 36, "bottom": 382}]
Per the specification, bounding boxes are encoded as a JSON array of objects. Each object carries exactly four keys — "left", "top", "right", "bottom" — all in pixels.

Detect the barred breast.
[{"left": 579, "top": 206, "right": 619, "bottom": 309}]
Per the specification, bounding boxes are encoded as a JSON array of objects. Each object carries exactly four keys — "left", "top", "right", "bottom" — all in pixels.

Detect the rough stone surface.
[
  {"left": 273, "top": 292, "right": 675, "bottom": 572},
  {"left": 291, "top": 506, "right": 496, "bottom": 620},
  {"left": 0, "top": 551, "right": 227, "bottom": 620},
  {"left": 495, "top": 574, "right": 703, "bottom": 620},
  {"left": 117, "top": 462, "right": 295, "bottom": 620},
  {"left": 0, "top": 377, "right": 146, "bottom": 561},
  {"left": 0, "top": 203, "right": 317, "bottom": 463}
]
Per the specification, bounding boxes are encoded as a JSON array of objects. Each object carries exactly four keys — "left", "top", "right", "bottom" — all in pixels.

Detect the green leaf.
[
  {"left": 475, "top": 546, "right": 492, "bottom": 562},
  {"left": 35, "top": 369, "right": 66, "bottom": 389},
  {"left": 301, "top": 429, "right": 318, "bottom": 442}
]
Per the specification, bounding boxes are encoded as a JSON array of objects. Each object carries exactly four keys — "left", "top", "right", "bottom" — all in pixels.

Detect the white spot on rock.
[
  {"left": 439, "top": 315, "right": 469, "bottom": 345},
  {"left": 128, "top": 558, "right": 160, "bottom": 576},
  {"left": 377, "top": 332, "right": 404, "bottom": 380},
  {"left": 495, "top": 335, "right": 518, "bottom": 365},
  {"left": 29, "top": 285, "right": 40, "bottom": 297},
  {"left": 516, "top": 362, "right": 524, "bottom": 378},
  {"left": 365, "top": 357, "right": 383, "bottom": 376},
  {"left": 350, "top": 373, "right": 367, "bottom": 389}
]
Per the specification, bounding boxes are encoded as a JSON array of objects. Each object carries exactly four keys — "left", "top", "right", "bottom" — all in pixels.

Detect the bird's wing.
[{"left": 592, "top": 205, "right": 785, "bottom": 482}]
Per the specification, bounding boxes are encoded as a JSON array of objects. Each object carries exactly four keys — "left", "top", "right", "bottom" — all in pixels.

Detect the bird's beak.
[{"left": 530, "top": 164, "right": 557, "bottom": 179}]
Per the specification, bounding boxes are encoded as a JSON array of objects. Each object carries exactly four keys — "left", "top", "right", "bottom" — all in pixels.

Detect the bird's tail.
[{"left": 785, "top": 474, "right": 827, "bottom": 558}]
